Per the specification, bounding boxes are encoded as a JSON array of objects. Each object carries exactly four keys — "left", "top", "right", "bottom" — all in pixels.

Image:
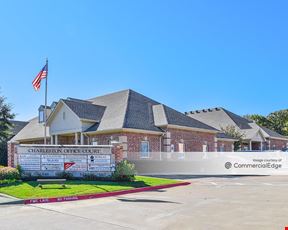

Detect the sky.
[{"left": 0, "top": 0, "right": 287, "bottom": 121}]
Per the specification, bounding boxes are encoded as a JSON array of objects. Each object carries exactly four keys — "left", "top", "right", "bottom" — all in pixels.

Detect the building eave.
[
  {"left": 216, "top": 138, "right": 237, "bottom": 142},
  {"left": 267, "top": 136, "right": 288, "bottom": 141},
  {"left": 166, "top": 124, "right": 218, "bottom": 134},
  {"left": 85, "top": 128, "right": 163, "bottom": 135},
  {"left": 9, "top": 137, "right": 50, "bottom": 143}
]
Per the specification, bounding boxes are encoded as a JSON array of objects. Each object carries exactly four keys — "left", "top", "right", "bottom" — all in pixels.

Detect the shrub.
[
  {"left": 56, "top": 171, "right": 73, "bottom": 180},
  {"left": 112, "top": 160, "right": 136, "bottom": 182},
  {"left": 0, "top": 166, "right": 20, "bottom": 180},
  {"left": 16, "top": 165, "right": 22, "bottom": 176},
  {"left": 82, "top": 174, "right": 113, "bottom": 181}
]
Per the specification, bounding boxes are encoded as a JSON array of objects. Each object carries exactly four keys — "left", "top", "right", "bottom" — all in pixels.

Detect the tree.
[
  {"left": 245, "top": 110, "right": 288, "bottom": 136},
  {"left": 0, "top": 93, "right": 15, "bottom": 166},
  {"left": 244, "top": 114, "right": 272, "bottom": 129},
  {"left": 221, "top": 125, "right": 246, "bottom": 151},
  {"left": 267, "top": 110, "right": 288, "bottom": 136}
]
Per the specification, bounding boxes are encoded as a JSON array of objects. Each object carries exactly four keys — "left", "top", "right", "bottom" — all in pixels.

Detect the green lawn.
[{"left": 0, "top": 176, "right": 179, "bottom": 199}]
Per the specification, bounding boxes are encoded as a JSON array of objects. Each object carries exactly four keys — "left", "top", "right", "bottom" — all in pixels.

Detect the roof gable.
[
  {"left": 187, "top": 108, "right": 239, "bottom": 130},
  {"left": 123, "top": 90, "right": 162, "bottom": 132},
  {"left": 260, "top": 125, "right": 288, "bottom": 139},
  {"left": 88, "top": 90, "right": 130, "bottom": 131},
  {"left": 88, "top": 89, "right": 216, "bottom": 133},
  {"left": 62, "top": 99, "right": 106, "bottom": 121},
  {"left": 222, "top": 108, "right": 252, "bottom": 129},
  {"left": 163, "top": 105, "right": 217, "bottom": 131},
  {"left": 10, "top": 117, "right": 49, "bottom": 142},
  {"left": 10, "top": 120, "right": 28, "bottom": 136}
]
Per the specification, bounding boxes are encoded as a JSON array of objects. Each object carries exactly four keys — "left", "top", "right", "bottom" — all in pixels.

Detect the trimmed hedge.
[{"left": 0, "top": 166, "right": 20, "bottom": 180}]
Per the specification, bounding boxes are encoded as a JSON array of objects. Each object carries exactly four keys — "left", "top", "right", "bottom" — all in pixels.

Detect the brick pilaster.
[
  {"left": 113, "top": 145, "right": 124, "bottom": 163},
  {"left": 7, "top": 142, "right": 17, "bottom": 167}
]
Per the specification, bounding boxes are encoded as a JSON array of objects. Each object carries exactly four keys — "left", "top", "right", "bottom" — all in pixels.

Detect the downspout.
[{"left": 159, "top": 130, "right": 167, "bottom": 161}]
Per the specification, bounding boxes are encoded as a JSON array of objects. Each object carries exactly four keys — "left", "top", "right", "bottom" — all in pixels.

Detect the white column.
[
  {"left": 260, "top": 142, "right": 263, "bottom": 151},
  {"left": 80, "top": 133, "right": 84, "bottom": 145},
  {"left": 214, "top": 137, "right": 218, "bottom": 152},
  {"left": 55, "top": 135, "right": 58, "bottom": 145},
  {"left": 75, "top": 132, "right": 78, "bottom": 145},
  {"left": 249, "top": 141, "right": 252, "bottom": 150}
]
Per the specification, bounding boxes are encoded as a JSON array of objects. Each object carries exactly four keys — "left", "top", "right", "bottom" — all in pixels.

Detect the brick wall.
[
  {"left": 217, "top": 140, "right": 234, "bottom": 152},
  {"left": 7, "top": 142, "right": 16, "bottom": 167},
  {"left": 269, "top": 138, "right": 288, "bottom": 150},
  {"left": 168, "top": 128, "right": 216, "bottom": 152},
  {"left": 13, "top": 130, "right": 217, "bottom": 153},
  {"left": 89, "top": 132, "right": 161, "bottom": 152},
  {"left": 58, "top": 136, "right": 74, "bottom": 145}
]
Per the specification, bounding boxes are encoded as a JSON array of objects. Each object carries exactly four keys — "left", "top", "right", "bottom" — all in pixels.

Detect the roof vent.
[
  {"left": 202, "top": 109, "right": 207, "bottom": 113},
  {"left": 215, "top": 107, "right": 221, "bottom": 111},
  {"left": 208, "top": 108, "right": 213, "bottom": 112},
  {"left": 196, "top": 110, "right": 201, "bottom": 113}
]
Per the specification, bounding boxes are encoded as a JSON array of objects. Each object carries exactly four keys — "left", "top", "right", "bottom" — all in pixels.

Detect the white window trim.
[
  {"left": 39, "top": 110, "right": 45, "bottom": 123},
  {"left": 140, "top": 141, "right": 150, "bottom": 158}
]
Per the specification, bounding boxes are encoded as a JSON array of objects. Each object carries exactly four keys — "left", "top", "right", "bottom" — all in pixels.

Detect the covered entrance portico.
[
  {"left": 50, "top": 132, "right": 90, "bottom": 146},
  {"left": 242, "top": 129, "right": 267, "bottom": 151}
]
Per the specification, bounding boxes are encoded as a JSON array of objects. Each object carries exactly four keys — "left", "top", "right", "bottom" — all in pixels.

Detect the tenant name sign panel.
[
  {"left": 41, "top": 155, "right": 64, "bottom": 171},
  {"left": 88, "top": 155, "right": 111, "bottom": 172},
  {"left": 64, "top": 155, "right": 87, "bottom": 171},
  {"left": 18, "top": 154, "right": 41, "bottom": 171},
  {"left": 16, "top": 145, "right": 113, "bottom": 175}
]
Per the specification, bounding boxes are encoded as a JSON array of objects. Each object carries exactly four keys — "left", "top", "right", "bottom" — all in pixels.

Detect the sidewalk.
[{"left": 0, "top": 193, "right": 23, "bottom": 205}]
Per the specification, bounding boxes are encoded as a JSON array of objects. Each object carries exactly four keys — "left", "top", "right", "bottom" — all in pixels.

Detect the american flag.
[{"left": 32, "top": 64, "right": 48, "bottom": 91}]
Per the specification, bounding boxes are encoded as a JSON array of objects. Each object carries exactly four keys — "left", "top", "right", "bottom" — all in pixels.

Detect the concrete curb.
[
  {"left": 24, "top": 182, "right": 190, "bottom": 205},
  {"left": 0, "top": 193, "right": 24, "bottom": 205},
  {"left": 0, "top": 200, "right": 24, "bottom": 205}
]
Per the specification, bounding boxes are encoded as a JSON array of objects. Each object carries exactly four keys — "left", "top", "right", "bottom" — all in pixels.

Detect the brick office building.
[
  {"left": 8, "top": 90, "right": 235, "bottom": 166},
  {"left": 186, "top": 107, "right": 288, "bottom": 151}
]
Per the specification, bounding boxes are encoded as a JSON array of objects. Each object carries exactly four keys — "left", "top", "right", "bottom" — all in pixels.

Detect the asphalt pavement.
[{"left": 1, "top": 176, "right": 288, "bottom": 230}]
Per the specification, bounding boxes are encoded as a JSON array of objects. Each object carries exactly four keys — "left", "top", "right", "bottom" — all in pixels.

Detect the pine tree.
[{"left": 0, "top": 93, "right": 15, "bottom": 165}]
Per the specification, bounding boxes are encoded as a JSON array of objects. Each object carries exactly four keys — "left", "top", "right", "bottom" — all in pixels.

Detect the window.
[
  {"left": 39, "top": 110, "right": 44, "bottom": 123},
  {"left": 219, "top": 144, "right": 225, "bottom": 152},
  {"left": 202, "top": 144, "right": 208, "bottom": 152},
  {"left": 171, "top": 144, "right": 175, "bottom": 152},
  {"left": 178, "top": 143, "right": 185, "bottom": 152},
  {"left": 63, "top": 111, "right": 66, "bottom": 120},
  {"left": 91, "top": 138, "right": 98, "bottom": 146},
  {"left": 140, "top": 141, "right": 149, "bottom": 158}
]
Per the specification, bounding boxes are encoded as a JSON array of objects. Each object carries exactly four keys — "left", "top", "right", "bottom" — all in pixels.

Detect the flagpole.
[{"left": 44, "top": 58, "right": 48, "bottom": 145}]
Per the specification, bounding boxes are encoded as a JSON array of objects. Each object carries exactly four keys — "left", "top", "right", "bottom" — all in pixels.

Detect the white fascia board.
[
  {"left": 84, "top": 128, "right": 163, "bottom": 135},
  {"left": 167, "top": 124, "right": 218, "bottom": 134}
]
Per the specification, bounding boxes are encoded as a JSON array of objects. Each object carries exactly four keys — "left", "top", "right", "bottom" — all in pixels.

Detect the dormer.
[
  {"left": 50, "top": 101, "right": 58, "bottom": 111},
  {"left": 38, "top": 105, "right": 52, "bottom": 123}
]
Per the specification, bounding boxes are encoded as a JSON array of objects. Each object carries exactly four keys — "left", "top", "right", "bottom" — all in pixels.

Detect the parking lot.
[{"left": 1, "top": 176, "right": 288, "bottom": 230}]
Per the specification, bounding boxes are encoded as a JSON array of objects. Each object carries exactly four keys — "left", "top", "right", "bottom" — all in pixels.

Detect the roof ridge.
[
  {"left": 186, "top": 107, "right": 223, "bottom": 115},
  {"left": 88, "top": 89, "right": 131, "bottom": 101},
  {"left": 64, "top": 98, "right": 92, "bottom": 104},
  {"left": 122, "top": 89, "right": 132, "bottom": 128},
  {"left": 163, "top": 104, "right": 218, "bottom": 131},
  {"left": 222, "top": 108, "right": 252, "bottom": 123}
]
